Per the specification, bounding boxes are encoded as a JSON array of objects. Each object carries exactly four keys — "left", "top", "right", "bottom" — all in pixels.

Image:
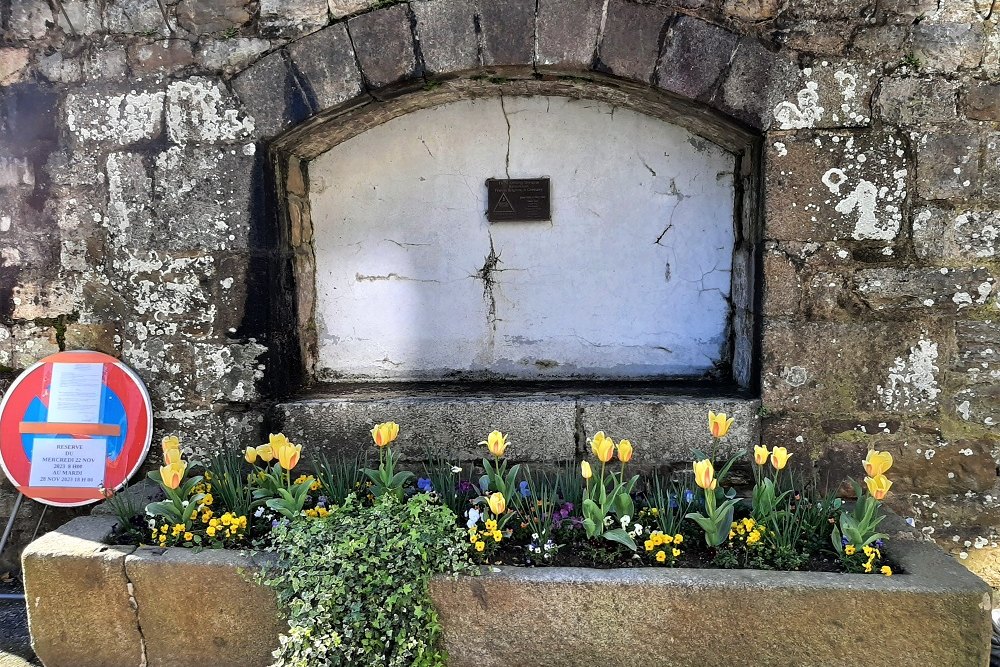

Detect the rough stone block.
[
  {"left": 764, "top": 130, "right": 909, "bottom": 242},
  {"left": 879, "top": 0, "right": 937, "bottom": 17},
  {"left": 723, "top": 0, "right": 783, "bottom": 21},
  {"left": 38, "top": 51, "right": 84, "bottom": 84},
  {"left": 65, "top": 87, "right": 165, "bottom": 146},
  {"left": 329, "top": 0, "right": 380, "bottom": 18},
  {"left": 411, "top": 0, "right": 479, "bottom": 74},
  {"left": 761, "top": 244, "right": 802, "bottom": 317},
  {"left": 719, "top": 37, "right": 797, "bottom": 130},
  {"left": 1, "top": 84, "right": 59, "bottom": 156},
  {"left": 195, "top": 38, "right": 271, "bottom": 73},
  {"left": 785, "top": 0, "right": 874, "bottom": 19},
  {"left": 912, "top": 21, "right": 985, "bottom": 71},
  {"left": 259, "top": 0, "right": 329, "bottom": 36},
  {"left": 287, "top": 24, "right": 364, "bottom": 110},
  {"left": 854, "top": 266, "right": 995, "bottom": 313},
  {"left": 175, "top": 0, "right": 250, "bottom": 34},
  {"left": 913, "top": 207, "right": 1000, "bottom": 263},
  {"left": 22, "top": 517, "right": 143, "bottom": 667},
  {"left": 57, "top": 0, "right": 102, "bottom": 34},
  {"left": 348, "top": 4, "right": 420, "bottom": 88},
  {"left": 775, "top": 60, "right": 876, "bottom": 128},
  {"left": 166, "top": 77, "right": 255, "bottom": 144},
  {"left": 64, "top": 322, "right": 119, "bottom": 354},
  {"left": 598, "top": 0, "right": 672, "bottom": 83},
  {"left": 473, "top": 0, "right": 534, "bottom": 67},
  {"left": 272, "top": 393, "right": 579, "bottom": 461},
  {"left": 914, "top": 129, "right": 979, "bottom": 200},
  {"left": 963, "top": 82, "right": 1000, "bottom": 121},
  {"left": 980, "top": 132, "right": 1000, "bottom": 199},
  {"left": 954, "top": 319, "right": 1000, "bottom": 386},
  {"left": 876, "top": 77, "right": 957, "bottom": 126},
  {"left": 0, "top": 49, "right": 31, "bottom": 86},
  {"left": 578, "top": 396, "right": 761, "bottom": 464},
  {"left": 104, "top": 0, "right": 169, "bottom": 34},
  {"left": 9, "top": 0, "right": 53, "bottom": 39},
  {"left": 7, "top": 324, "right": 59, "bottom": 368},
  {"left": 656, "top": 16, "right": 738, "bottom": 101},
  {"left": 762, "top": 320, "right": 950, "bottom": 414},
  {"left": 126, "top": 547, "right": 283, "bottom": 667},
  {"left": 232, "top": 50, "right": 311, "bottom": 138},
  {"left": 536, "top": 0, "right": 602, "bottom": 68},
  {"left": 128, "top": 39, "right": 196, "bottom": 75}
]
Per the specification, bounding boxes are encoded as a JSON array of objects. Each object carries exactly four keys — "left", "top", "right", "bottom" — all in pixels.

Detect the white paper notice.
[
  {"left": 48, "top": 363, "right": 104, "bottom": 424},
  {"left": 29, "top": 438, "right": 107, "bottom": 488}
]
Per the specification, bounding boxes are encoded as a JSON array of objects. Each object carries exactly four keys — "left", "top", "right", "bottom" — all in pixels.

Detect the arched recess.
[{"left": 229, "top": 1, "right": 767, "bottom": 457}]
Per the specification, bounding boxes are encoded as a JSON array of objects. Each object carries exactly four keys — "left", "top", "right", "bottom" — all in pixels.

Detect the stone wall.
[{"left": 0, "top": 0, "right": 999, "bottom": 584}]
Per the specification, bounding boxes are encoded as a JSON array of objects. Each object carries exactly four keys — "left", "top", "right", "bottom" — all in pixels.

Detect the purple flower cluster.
[{"left": 552, "top": 502, "right": 577, "bottom": 529}]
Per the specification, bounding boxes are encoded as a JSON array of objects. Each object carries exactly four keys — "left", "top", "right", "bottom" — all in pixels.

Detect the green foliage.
[
  {"left": 146, "top": 469, "right": 205, "bottom": 528},
  {"left": 363, "top": 446, "right": 414, "bottom": 502},
  {"left": 263, "top": 493, "right": 477, "bottom": 667},
  {"left": 644, "top": 473, "right": 695, "bottom": 537},
  {"left": 548, "top": 461, "right": 585, "bottom": 509},
  {"left": 207, "top": 450, "right": 255, "bottom": 517},
  {"left": 832, "top": 479, "right": 888, "bottom": 557},
  {"left": 582, "top": 468, "right": 639, "bottom": 550},
  {"left": 422, "top": 459, "right": 471, "bottom": 518},
  {"left": 313, "top": 453, "right": 366, "bottom": 505}
]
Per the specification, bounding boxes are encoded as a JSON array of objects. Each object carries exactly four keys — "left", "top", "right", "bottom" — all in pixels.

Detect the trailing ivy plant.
[{"left": 262, "top": 492, "right": 477, "bottom": 667}]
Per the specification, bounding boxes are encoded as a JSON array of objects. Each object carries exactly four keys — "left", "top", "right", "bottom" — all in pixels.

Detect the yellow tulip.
[
  {"left": 268, "top": 433, "right": 290, "bottom": 450},
  {"left": 618, "top": 439, "right": 633, "bottom": 463},
  {"left": 693, "top": 459, "right": 716, "bottom": 490},
  {"left": 581, "top": 460, "right": 592, "bottom": 479},
  {"left": 753, "top": 445, "right": 770, "bottom": 466},
  {"left": 371, "top": 422, "right": 400, "bottom": 448},
  {"left": 591, "top": 432, "right": 615, "bottom": 463},
  {"left": 480, "top": 430, "right": 508, "bottom": 458},
  {"left": 863, "top": 450, "right": 894, "bottom": 477},
  {"left": 163, "top": 447, "right": 182, "bottom": 465},
  {"left": 708, "top": 411, "right": 734, "bottom": 438},
  {"left": 244, "top": 446, "right": 257, "bottom": 464},
  {"left": 865, "top": 474, "right": 892, "bottom": 500},
  {"left": 487, "top": 492, "right": 506, "bottom": 515},
  {"left": 161, "top": 435, "right": 180, "bottom": 453},
  {"left": 256, "top": 444, "right": 274, "bottom": 463},
  {"left": 160, "top": 461, "right": 186, "bottom": 490},
  {"left": 770, "top": 447, "right": 792, "bottom": 471},
  {"left": 276, "top": 442, "right": 302, "bottom": 471}
]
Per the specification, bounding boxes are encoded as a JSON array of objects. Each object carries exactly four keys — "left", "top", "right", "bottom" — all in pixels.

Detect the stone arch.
[{"left": 227, "top": 0, "right": 772, "bottom": 392}]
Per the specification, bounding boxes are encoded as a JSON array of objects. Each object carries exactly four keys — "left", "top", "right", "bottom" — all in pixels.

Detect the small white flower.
[
  {"left": 254, "top": 507, "right": 265, "bottom": 518},
  {"left": 620, "top": 515, "right": 631, "bottom": 527},
  {"left": 181, "top": 500, "right": 189, "bottom": 507},
  {"left": 604, "top": 516, "right": 614, "bottom": 527},
  {"left": 466, "top": 508, "right": 481, "bottom": 528},
  {"left": 531, "top": 533, "right": 539, "bottom": 540},
  {"left": 148, "top": 519, "right": 156, "bottom": 528},
  {"left": 451, "top": 466, "right": 463, "bottom": 473},
  {"left": 633, "top": 523, "right": 643, "bottom": 534}
]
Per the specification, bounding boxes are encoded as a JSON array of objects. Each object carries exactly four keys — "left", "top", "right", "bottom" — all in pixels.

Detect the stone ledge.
[{"left": 270, "top": 390, "right": 760, "bottom": 463}]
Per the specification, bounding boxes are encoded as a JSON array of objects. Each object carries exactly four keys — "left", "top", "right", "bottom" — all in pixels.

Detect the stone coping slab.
[{"left": 22, "top": 513, "right": 991, "bottom": 667}]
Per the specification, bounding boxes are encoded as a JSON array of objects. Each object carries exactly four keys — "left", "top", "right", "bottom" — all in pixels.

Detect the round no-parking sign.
[{"left": 0, "top": 351, "right": 152, "bottom": 507}]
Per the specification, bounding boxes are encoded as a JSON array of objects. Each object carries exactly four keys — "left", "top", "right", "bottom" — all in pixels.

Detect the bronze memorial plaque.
[{"left": 486, "top": 178, "right": 551, "bottom": 222}]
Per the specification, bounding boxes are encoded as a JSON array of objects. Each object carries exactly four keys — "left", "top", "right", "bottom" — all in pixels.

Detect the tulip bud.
[
  {"left": 618, "top": 439, "right": 633, "bottom": 463},
  {"left": 163, "top": 447, "right": 182, "bottom": 465},
  {"left": 865, "top": 474, "right": 892, "bottom": 500},
  {"left": 371, "top": 422, "right": 400, "bottom": 448},
  {"left": 244, "top": 446, "right": 257, "bottom": 464},
  {"left": 590, "top": 433, "right": 615, "bottom": 463},
  {"left": 693, "top": 459, "right": 715, "bottom": 490},
  {"left": 480, "top": 430, "right": 508, "bottom": 458},
  {"left": 159, "top": 461, "right": 186, "bottom": 490},
  {"left": 862, "top": 450, "right": 893, "bottom": 477},
  {"left": 708, "top": 411, "right": 734, "bottom": 438},
  {"left": 753, "top": 445, "right": 770, "bottom": 466},
  {"left": 581, "top": 460, "right": 592, "bottom": 479},
  {"left": 277, "top": 442, "right": 302, "bottom": 471},
  {"left": 487, "top": 492, "right": 506, "bottom": 515},
  {"left": 161, "top": 435, "right": 180, "bottom": 454},
  {"left": 770, "top": 447, "right": 792, "bottom": 471},
  {"left": 256, "top": 444, "right": 274, "bottom": 463}
]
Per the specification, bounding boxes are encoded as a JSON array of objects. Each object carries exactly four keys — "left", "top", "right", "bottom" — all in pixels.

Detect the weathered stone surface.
[
  {"left": 953, "top": 319, "right": 1000, "bottom": 386},
  {"left": 175, "top": 0, "right": 250, "bottom": 34},
  {"left": 104, "top": 0, "right": 168, "bottom": 34},
  {"left": 64, "top": 322, "right": 118, "bottom": 354},
  {"left": 980, "top": 132, "right": 1000, "bottom": 199},
  {"left": 536, "top": 0, "right": 602, "bottom": 68},
  {"left": 765, "top": 130, "right": 909, "bottom": 242},
  {"left": 9, "top": 0, "right": 53, "bottom": 39},
  {"left": 431, "top": 520, "right": 992, "bottom": 667},
  {"left": 656, "top": 16, "right": 737, "bottom": 101},
  {"left": 762, "top": 320, "right": 950, "bottom": 414},
  {"left": 786, "top": 0, "right": 874, "bottom": 19},
  {"left": 598, "top": 0, "right": 672, "bottom": 82},
  {"left": 719, "top": 37, "right": 797, "bottom": 130},
  {"left": 879, "top": 0, "right": 937, "bottom": 17},
  {"left": 578, "top": 396, "right": 761, "bottom": 464},
  {"left": 272, "top": 393, "right": 579, "bottom": 461},
  {"left": 195, "top": 38, "right": 271, "bottom": 73},
  {"left": 854, "top": 266, "right": 995, "bottom": 313},
  {"left": 477, "top": 0, "right": 535, "bottom": 66},
  {"left": 37, "top": 51, "right": 84, "bottom": 84},
  {"left": 128, "top": 39, "right": 196, "bottom": 74},
  {"left": 411, "top": 0, "right": 478, "bottom": 74},
  {"left": 771, "top": 60, "right": 877, "bottom": 129},
  {"left": 723, "top": 0, "right": 783, "bottom": 22},
  {"left": 0, "top": 49, "right": 31, "bottom": 86},
  {"left": 287, "top": 24, "right": 363, "bottom": 110},
  {"left": 911, "top": 21, "right": 985, "bottom": 72},
  {"left": 259, "top": 0, "right": 329, "bottom": 36},
  {"left": 329, "top": 0, "right": 379, "bottom": 18},
  {"left": 963, "top": 82, "right": 1000, "bottom": 121},
  {"left": 232, "top": 51, "right": 310, "bottom": 137},
  {"left": 4, "top": 324, "right": 59, "bottom": 368},
  {"left": 22, "top": 517, "right": 143, "bottom": 667},
  {"left": 166, "top": 77, "right": 255, "bottom": 144},
  {"left": 84, "top": 46, "right": 128, "bottom": 80},
  {"left": 876, "top": 76, "right": 957, "bottom": 126},
  {"left": 65, "top": 87, "right": 165, "bottom": 146},
  {"left": 913, "top": 207, "right": 1000, "bottom": 262},
  {"left": 57, "top": 0, "right": 102, "bottom": 35},
  {"left": 348, "top": 4, "right": 420, "bottom": 88},
  {"left": 126, "top": 547, "right": 283, "bottom": 667},
  {"left": 914, "top": 129, "right": 979, "bottom": 200}
]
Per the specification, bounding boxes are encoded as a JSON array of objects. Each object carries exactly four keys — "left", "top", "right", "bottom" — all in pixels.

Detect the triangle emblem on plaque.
[{"left": 492, "top": 192, "right": 516, "bottom": 215}]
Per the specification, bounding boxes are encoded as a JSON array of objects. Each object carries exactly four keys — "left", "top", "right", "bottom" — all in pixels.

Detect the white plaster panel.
[{"left": 309, "top": 96, "right": 736, "bottom": 379}]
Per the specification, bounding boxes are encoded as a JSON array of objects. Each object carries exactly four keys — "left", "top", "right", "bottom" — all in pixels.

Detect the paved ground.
[{"left": 0, "top": 576, "right": 37, "bottom": 667}]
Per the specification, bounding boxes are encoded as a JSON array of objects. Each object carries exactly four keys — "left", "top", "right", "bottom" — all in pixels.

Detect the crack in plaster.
[
  {"left": 474, "top": 233, "right": 502, "bottom": 328},
  {"left": 119, "top": 548, "right": 148, "bottom": 667},
  {"left": 499, "top": 92, "right": 512, "bottom": 179}
]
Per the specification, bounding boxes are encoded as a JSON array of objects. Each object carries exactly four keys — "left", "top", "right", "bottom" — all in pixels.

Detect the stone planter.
[{"left": 22, "top": 513, "right": 993, "bottom": 667}]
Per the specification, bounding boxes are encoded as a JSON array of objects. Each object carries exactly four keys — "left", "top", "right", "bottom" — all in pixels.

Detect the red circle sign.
[{"left": 0, "top": 351, "right": 152, "bottom": 507}]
